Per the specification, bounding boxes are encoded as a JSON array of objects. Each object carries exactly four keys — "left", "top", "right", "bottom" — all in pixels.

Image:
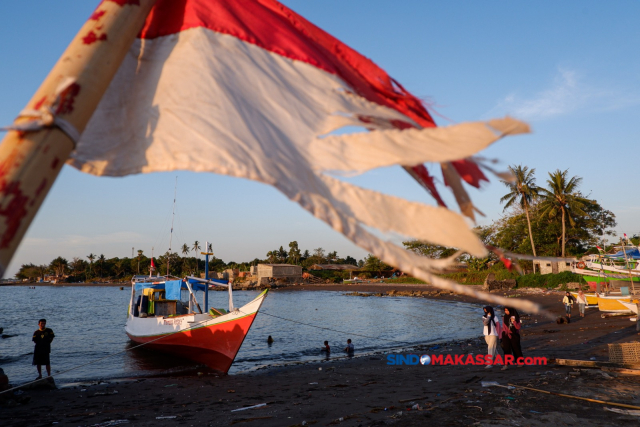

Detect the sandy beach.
[{"left": 2, "top": 285, "right": 640, "bottom": 426}]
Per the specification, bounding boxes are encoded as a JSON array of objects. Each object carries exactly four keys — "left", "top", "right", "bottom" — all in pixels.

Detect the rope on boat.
[
  {"left": 255, "top": 309, "right": 419, "bottom": 344},
  {"left": 0, "top": 316, "right": 215, "bottom": 396}
]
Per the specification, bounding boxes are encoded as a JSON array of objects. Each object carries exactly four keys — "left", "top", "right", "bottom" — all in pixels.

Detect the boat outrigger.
[{"left": 125, "top": 253, "right": 267, "bottom": 373}]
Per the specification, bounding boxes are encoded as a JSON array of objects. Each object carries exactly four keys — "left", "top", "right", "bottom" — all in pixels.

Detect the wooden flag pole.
[{"left": 0, "top": 0, "right": 157, "bottom": 277}]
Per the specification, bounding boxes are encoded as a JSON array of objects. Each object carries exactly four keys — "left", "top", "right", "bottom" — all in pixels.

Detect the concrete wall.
[
  {"left": 534, "top": 260, "right": 575, "bottom": 275},
  {"left": 257, "top": 264, "right": 302, "bottom": 278}
]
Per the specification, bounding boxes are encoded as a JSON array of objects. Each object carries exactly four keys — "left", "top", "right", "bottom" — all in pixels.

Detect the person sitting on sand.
[
  {"left": 344, "top": 339, "right": 354, "bottom": 354},
  {"left": 321, "top": 340, "right": 330, "bottom": 352},
  {"left": 482, "top": 306, "right": 499, "bottom": 369},
  {"left": 563, "top": 291, "right": 575, "bottom": 321}
]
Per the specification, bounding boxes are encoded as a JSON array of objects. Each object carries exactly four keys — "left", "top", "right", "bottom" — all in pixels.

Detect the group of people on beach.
[
  {"left": 563, "top": 290, "right": 588, "bottom": 321},
  {"left": 482, "top": 306, "right": 523, "bottom": 369}
]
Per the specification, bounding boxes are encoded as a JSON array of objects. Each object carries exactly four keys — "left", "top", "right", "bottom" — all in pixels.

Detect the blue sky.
[{"left": 1, "top": 1, "right": 639, "bottom": 276}]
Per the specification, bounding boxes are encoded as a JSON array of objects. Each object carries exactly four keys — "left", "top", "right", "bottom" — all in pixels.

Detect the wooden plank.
[{"left": 601, "top": 367, "right": 640, "bottom": 376}]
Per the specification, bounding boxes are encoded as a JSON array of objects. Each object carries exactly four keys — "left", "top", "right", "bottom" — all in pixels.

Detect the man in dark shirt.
[{"left": 32, "top": 319, "right": 55, "bottom": 379}]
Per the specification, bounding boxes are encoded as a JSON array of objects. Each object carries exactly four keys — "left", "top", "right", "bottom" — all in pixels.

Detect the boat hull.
[
  {"left": 571, "top": 268, "right": 608, "bottom": 291},
  {"left": 570, "top": 292, "right": 598, "bottom": 306},
  {"left": 597, "top": 295, "right": 632, "bottom": 313},
  {"left": 619, "top": 300, "right": 639, "bottom": 314},
  {"left": 125, "top": 290, "right": 267, "bottom": 373}
]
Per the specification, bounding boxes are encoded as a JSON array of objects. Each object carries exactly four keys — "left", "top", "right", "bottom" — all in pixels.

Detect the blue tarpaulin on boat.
[
  {"left": 165, "top": 280, "right": 183, "bottom": 301},
  {"left": 134, "top": 282, "right": 164, "bottom": 291},
  {"left": 607, "top": 247, "right": 640, "bottom": 260},
  {"left": 135, "top": 279, "right": 208, "bottom": 300}
]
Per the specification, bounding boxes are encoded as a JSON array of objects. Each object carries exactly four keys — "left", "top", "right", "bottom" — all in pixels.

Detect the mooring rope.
[{"left": 255, "top": 309, "right": 420, "bottom": 345}]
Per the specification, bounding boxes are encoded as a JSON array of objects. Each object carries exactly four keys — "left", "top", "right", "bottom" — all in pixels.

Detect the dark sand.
[{"left": 2, "top": 285, "right": 640, "bottom": 426}]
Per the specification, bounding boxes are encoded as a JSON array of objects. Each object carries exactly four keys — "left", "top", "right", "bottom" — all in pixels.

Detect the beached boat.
[
  {"left": 125, "top": 272, "right": 268, "bottom": 373},
  {"left": 571, "top": 267, "right": 609, "bottom": 291},
  {"left": 619, "top": 300, "right": 639, "bottom": 314},
  {"left": 596, "top": 294, "right": 632, "bottom": 313}
]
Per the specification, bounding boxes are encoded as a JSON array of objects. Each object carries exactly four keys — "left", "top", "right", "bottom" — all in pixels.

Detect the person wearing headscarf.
[
  {"left": 482, "top": 306, "right": 499, "bottom": 369},
  {"left": 502, "top": 307, "right": 523, "bottom": 369}
]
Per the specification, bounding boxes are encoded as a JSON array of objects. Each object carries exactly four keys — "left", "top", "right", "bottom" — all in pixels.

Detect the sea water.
[{"left": 0, "top": 286, "right": 482, "bottom": 384}]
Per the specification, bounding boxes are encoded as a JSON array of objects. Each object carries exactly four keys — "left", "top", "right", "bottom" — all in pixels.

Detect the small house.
[{"left": 534, "top": 259, "right": 576, "bottom": 275}]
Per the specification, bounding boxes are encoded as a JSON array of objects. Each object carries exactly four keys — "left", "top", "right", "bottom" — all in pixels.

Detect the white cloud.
[{"left": 487, "top": 68, "right": 640, "bottom": 121}]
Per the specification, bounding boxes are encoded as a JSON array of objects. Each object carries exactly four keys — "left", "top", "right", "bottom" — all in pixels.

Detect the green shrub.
[
  {"left": 515, "top": 271, "right": 586, "bottom": 289},
  {"left": 384, "top": 277, "right": 426, "bottom": 284}
]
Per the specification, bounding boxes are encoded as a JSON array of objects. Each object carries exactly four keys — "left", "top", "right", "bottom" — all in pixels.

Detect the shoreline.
[{"left": 3, "top": 289, "right": 640, "bottom": 426}]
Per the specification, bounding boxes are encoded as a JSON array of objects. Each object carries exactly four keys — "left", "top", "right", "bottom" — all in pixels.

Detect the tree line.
[
  {"left": 404, "top": 166, "right": 624, "bottom": 272},
  {"left": 16, "top": 167, "right": 628, "bottom": 280},
  {"left": 14, "top": 239, "right": 364, "bottom": 281}
]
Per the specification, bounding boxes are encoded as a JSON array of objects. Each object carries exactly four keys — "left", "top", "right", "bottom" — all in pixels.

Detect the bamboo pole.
[
  {"left": 507, "top": 383, "right": 640, "bottom": 411},
  {"left": 620, "top": 237, "right": 636, "bottom": 295},
  {"left": 553, "top": 358, "right": 640, "bottom": 369},
  {"left": 0, "top": 0, "right": 157, "bottom": 277}
]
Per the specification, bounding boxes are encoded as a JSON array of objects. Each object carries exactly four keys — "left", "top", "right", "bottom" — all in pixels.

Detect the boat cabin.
[{"left": 130, "top": 276, "right": 231, "bottom": 319}]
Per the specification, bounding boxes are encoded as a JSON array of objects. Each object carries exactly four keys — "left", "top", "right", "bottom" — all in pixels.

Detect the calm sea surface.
[{"left": 0, "top": 286, "right": 482, "bottom": 384}]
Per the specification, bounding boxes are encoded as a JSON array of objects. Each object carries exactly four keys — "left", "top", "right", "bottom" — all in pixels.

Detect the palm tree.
[
  {"left": 87, "top": 253, "right": 95, "bottom": 274},
  {"left": 181, "top": 244, "right": 190, "bottom": 275},
  {"left": 539, "top": 169, "right": 592, "bottom": 257},
  {"left": 192, "top": 241, "right": 201, "bottom": 273},
  {"left": 137, "top": 249, "right": 143, "bottom": 274},
  {"left": 98, "top": 254, "right": 106, "bottom": 278},
  {"left": 500, "top": 165, "right": 540, "bottom": 272}
]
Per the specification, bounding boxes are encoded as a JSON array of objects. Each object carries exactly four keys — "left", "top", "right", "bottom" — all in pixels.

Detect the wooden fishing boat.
[
  {"left": 126, "top": 269, "right": 267, "bottom": 373},
  {"left": 596, "top": 294, "right": 632, "bottom": 313},
  {"left": 619, "top": 300, "right": 639, "bottom": 315}
]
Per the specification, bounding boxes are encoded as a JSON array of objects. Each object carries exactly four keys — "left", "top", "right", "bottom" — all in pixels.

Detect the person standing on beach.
[
  {"left": 32, "top": 319, "right": 55, "bottom": 379},
  {"left": 563, "top": 291, "right": 575, "bottom": 321},
  {"left": 321, "top": 341, "right": 330, "bottom": 353},
  {"left": 482, "top": 306, "right": 499, "bottom": 369},
  {"left": 501, "top": 307, "right": 523, "bottom": 369},
  {"left": 576, "top": 291, "right": 587, "bottom": 318}
]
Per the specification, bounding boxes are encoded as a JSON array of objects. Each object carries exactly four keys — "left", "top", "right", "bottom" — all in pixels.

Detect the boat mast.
[
  {"left": 203, "top": 241, "right": 214, "bottom": 312},
  {"left": 167, "top": 177, "right": 178, "bottom": 278},
  {"left": 620, "top": 236, "right": 636, "bottom": 295}
]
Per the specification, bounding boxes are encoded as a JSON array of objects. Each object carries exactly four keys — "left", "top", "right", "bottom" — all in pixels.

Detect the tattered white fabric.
[
  {"left": 312, "top": 118, "right": 529, "bottom": 173},
  {"left": 71, "top": 26, "right": 536, "bottom": 311}
]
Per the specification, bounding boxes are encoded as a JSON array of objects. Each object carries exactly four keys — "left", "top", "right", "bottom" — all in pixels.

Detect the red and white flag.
[{"left": 71, "top": 0, "right": 532, "bottom": 309}]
